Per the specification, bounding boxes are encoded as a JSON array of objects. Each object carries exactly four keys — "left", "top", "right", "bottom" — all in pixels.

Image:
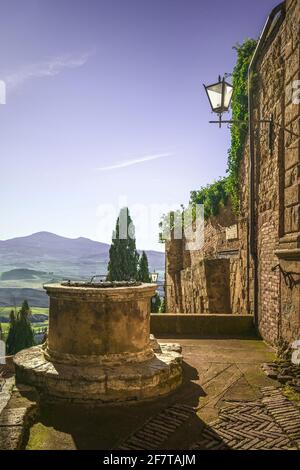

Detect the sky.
[{"left": 0, "top": 0, "right": 282, "bottom": 251}]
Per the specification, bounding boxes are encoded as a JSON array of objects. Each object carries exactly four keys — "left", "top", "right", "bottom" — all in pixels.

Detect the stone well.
[{"left": 14, "top": 282, "right": 182, "bottom": 404}]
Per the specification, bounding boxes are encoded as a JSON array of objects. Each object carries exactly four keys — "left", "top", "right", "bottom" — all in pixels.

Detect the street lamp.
[
  {"left": 151, "top": 270, "right": 159, "bottom": 283},
  {"left": 204, "top": 75, "right": 233, "bottom": 127},
  {"left": 204, "top": 73, "right": 299, "bottom": 140},
  {"left": 204, "top": 74, "right": 276, "bottom": 150}
]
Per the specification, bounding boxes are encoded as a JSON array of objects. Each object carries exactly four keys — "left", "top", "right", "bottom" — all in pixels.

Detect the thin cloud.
[
  {"left": 4, "top": 50, "right": 94, "bottom": 90},
  {"left": 97, "top": 153, "right": 173, "bottom": 171}
]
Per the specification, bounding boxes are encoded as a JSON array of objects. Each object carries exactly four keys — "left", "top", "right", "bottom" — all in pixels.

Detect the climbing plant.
[
  {"left": 159, "top": 39, "right": 258, "bottom": 239},
  {"left": 159, "top": 179, "right": 228, "bottom": 240},
  {"left": 190, "top": 177, "right": 229, "bottom": 220},
  {"left": 225, "top": 39, "right": 257, "bottom": 212},
  {"left": 189, "top": 39, "right": 257, "bottom": 216}
]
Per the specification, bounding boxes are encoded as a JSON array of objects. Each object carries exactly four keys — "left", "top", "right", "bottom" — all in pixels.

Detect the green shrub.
[{"left": 190, "top": 177, "right": 229, "bottom": 219}]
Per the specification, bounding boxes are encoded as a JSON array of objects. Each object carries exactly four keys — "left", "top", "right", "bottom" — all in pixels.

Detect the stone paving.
[
  {"left": 0, "top": 379, "right": 39, "bottom": 450},
  {"left": 118, "top": 388, "right": 300, "bottom": 451},
  {"left": 0, "top": 364, "right": 15, "bottom": 415},
  {"left": 191, "top": 387, "right": 300, "bottom": 450},
  {"left": 2, "top": 338, "right": 300, "bottom": 450},
  {"left": 118, "top": 404, "right": 195, "bottom": 450}
]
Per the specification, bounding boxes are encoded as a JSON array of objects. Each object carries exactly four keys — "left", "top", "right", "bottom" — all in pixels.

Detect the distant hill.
[
  {"left": 0, "top": 288, "right": 48, "bottom": 307},
  {"left": 0, "top": 231, "right": 165, "bottom": 279},
  {"left": 1, "top": 268, "right": 47, "bottom": 280},
  {"left": 0, "top": 231, "right": 109, "bottom": 261}
]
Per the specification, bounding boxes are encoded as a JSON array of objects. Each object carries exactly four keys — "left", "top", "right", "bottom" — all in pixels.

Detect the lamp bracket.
[
  {"left": 272, "top": 264, "right": 300, "bottom": 290},
  {"left": 209, "top": 115, "right": 300, "bottom": 143}
]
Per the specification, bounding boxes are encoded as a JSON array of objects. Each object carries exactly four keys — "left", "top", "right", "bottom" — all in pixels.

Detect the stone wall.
[
  {"left": 238, "top": 0, "right": 300, "bottom": 346},
  {"left": 150, "top": 314, "right": 255, "bottom": 337},
  {"left": 165, "top": 203, "right": 244, "bottom": 314},
  {"left": 165, "top": 0, "right": 300, "bottom": 346}
]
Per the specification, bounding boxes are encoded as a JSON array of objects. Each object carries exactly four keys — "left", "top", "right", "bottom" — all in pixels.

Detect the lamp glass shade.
[
  {"left": 206, "top": 81, "right": 223, "bottom": 112},
  {"left": 223, "top": 82, "right": 233, "bottom": 109},
  {"left": 204, "top": 79, "right": 233, "bottom": 114},
  {"left": 151, "top": 272, "right": 158, "bottom": 283}
]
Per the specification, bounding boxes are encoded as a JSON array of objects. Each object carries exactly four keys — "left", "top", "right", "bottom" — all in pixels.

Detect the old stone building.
[
  {"left": 165, "top": 204, "right": 244, "bottom": 315},
  {"left": 165, "top": 0, "right": 300, "bottom": 348}
]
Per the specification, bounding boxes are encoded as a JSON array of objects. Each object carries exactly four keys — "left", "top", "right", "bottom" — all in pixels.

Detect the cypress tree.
[
  {"left": 107, "top": 207, "right": 139, "bottom": 281},
  {"left": 21, "top": 300, "right": 30, "bottom": 314},
  {"left": 6, "top": 301, "right": 35, "bottom": 355},
  {"left": 6, "top": 310, "right": 17, "bottom": 355},
  {"left": 138, "top": 251, "right": 151, "bottom": 282}
]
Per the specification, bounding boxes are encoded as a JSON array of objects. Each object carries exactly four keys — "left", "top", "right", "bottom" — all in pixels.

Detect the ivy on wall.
[
  {"left": 190, "top": 177, "right": 228, "bottom": 219},
  {"left": 188, "top": 39, "right": 257, "bottom": 217},
  {"left": 159, "top": 39, "right": 257, "bottom": 241},
  {"left": 225, "top": 39, "right": 257, "bottom": 212}
]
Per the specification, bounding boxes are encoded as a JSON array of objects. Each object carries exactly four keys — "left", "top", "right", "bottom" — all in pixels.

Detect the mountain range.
[
  {"left": 0, "top": 231, "right": 165, "bottom": 277},
  {"left": 0, "top": 232, "right": 165, "bottom": 307}
]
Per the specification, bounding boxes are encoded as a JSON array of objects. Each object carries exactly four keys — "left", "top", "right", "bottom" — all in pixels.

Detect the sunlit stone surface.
[{"left": 14, "top": 283, "right": 182, "bottom": 404}]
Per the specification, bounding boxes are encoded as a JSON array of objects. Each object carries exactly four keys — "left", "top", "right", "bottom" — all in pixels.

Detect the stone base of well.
[{"left": 14, "top": 342, "right": 182, "bottom": 405}]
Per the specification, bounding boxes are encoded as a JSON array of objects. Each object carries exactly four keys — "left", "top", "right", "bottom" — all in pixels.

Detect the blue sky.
[{"left": 0, "top": 0, "right": 281, "bottom": 251}]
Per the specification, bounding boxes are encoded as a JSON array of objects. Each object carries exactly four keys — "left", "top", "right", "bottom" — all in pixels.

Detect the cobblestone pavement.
[
  {"left": 117, "top": 386, "right": 300, "bottom": 451},
  {"left": 117, "top": 340, "right": 300, "bottom": 451},
  {"left": 118, "top": 404, "right": 195, "bottom": 450},
  {"left": 191, "top": 387, "right": 300, "bottom": 450},
  {"left": 15, "top": 339, "right": 300, "bottom": 450}
]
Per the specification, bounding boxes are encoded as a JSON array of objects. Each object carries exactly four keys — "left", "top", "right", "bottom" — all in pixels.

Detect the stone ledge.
[
  {"left": 150, "top": 314, "right": 255, "bottom": 338},
  {"left": 0, "top": 382, "right": 39, "bottom": 450},
  {"left": 14, "top": 344, "right": 183, "bottom": 405},
  {"left": 43, "top": 282, "right": 157, "bottom": 301},
  {"left": 275, "top": 248, "right": 300, "bottom": 260},
  {"left": 43, "top": 344, "right": 155, "bottom": 366}
]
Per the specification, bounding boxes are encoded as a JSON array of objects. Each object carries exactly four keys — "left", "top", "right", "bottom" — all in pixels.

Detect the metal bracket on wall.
[
  {"left": 272, "top": 264, "right": 300, "bottom": 290},
  {"left": 209, "top": 115, "right": 300, "bottom": 153},
  {"left": 209, "top": 116, "right": 275, "bottom": 151}
]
